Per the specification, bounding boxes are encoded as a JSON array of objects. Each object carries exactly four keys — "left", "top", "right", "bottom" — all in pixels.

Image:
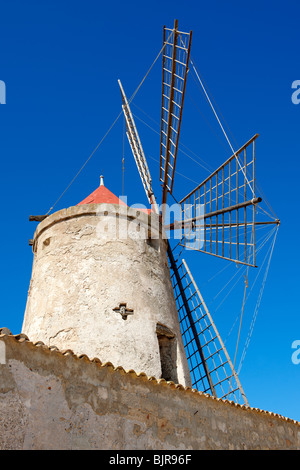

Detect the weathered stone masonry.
[{"left": 0, "top": 333, "right": 299, "bottom": 450}]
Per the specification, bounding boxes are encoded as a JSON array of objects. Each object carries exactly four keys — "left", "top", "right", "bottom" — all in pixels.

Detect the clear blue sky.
[{"left": 0, "top": 0, "right": 299, "bottom": 422}]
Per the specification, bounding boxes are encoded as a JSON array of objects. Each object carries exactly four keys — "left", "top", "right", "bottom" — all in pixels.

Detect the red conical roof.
[{"left": 77, "top": 176, "right": 127, "bottom": 206}]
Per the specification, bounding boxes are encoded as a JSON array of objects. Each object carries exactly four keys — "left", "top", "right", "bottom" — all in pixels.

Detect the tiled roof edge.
[{"left": 0, "top": 328, "right": 299, "bottom": 427}]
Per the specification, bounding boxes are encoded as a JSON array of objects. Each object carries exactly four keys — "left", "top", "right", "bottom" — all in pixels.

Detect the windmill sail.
[
  {"left": 167, "top": 243, "right": 248, "bottom": 405},
  {"left": 160, "top": 20, "right": 192, "bottom": 206},
  {"left": 118, "top": 79, "right": 159, "bottom": 214},
  {"left": 178, "top": 134, "right": 261, "bottom": 267}
]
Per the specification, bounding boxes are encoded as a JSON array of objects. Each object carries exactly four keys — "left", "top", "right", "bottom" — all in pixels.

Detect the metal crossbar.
[
  {"left": 179, "top": 135, "right": 260, "bottom": 266},
  {"left": 118, "top": 80, "right": 159, "bottom": 214},
  {"left": 167, "top": 244, "right": 249, "bottom": 406},
  {"left": 160, "top": 20, "right": 192, "bottom": 206}
]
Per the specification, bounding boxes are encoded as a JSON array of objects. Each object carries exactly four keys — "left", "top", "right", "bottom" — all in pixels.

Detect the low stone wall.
[{"left": 0, "top": 333, "right": 299, "bottom": 450}]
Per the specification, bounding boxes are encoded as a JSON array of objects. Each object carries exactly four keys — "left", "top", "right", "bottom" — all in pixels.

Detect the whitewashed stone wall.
[{"left": 22, "top": 204, "right": 191, "bottom": 386}]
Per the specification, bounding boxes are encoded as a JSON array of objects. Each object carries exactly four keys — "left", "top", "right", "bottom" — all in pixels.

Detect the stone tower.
[{"left": 22, "top": 178, "right": 191, "bottom": 387}]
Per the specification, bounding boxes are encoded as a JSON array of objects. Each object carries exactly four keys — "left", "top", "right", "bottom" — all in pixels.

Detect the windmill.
[{"left": 118, "top": 20, "right": 280, "bottom": 406}]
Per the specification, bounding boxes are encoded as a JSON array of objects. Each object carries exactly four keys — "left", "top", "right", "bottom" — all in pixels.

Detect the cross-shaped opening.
[{"left": 113, "top": 302, "right": 134, "bottom": 320}]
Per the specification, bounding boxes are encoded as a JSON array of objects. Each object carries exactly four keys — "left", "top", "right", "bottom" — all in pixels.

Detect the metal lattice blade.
[
  {"left": 118, "top": 80, "right": 159, "bottom": 214},
  {"left": 160, "top": 20, "right": 192, "bottom": 206},
  {"left": 167, "top": 243, "right": 248, "bottom": 405},
  {"left": 177, "top": 134, "right": 263, "bottom": 267}
]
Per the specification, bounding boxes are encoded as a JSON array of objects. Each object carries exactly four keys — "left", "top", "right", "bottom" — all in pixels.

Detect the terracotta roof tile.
[{"left": 77, "top": 184, "right": 127, "bottom": 207}]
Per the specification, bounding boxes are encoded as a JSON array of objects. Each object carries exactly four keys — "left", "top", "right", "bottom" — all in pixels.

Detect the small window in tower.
[
  {"left": 156, "top": 323, "right": 178, "bottom": 383},
  {"left": 43, "top": 237, "right": 51, "bottom": 248},
  {"left": 146, "top": 237, "right": 159, "bottom": 251}
]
